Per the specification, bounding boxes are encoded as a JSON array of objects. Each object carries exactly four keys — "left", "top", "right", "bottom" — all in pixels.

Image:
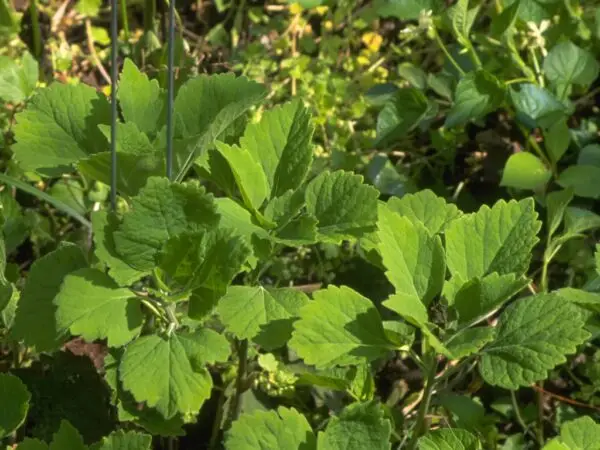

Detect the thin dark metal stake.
[
  {"left": 165, "top": 0, "right": 176, "bottom": 180},
  {"left": 110, "top": 0, "right": 119, "bottom": 210}
]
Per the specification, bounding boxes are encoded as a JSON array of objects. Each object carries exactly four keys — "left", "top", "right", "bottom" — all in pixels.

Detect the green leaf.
[
  {"left": 543, "top": 42, "right": 599, "bottom": 92},
  {"left": 79, "top": 124, "right": 165, "bottom": 197},
  {"left": 418, "top": 428, "right": 481, "bottom": 449},
  {"left": 490, "top": 0, "right": 520, "bottom": 36},
  {"left": 386, "top": 189, "right": 461, "bottom": 235},
  {"left": 12, "top": 83, "right": 111, "bottom": 174},
  {"left": 119, "top": 333, "right": 212, "bottom": 419},
  {"left": 317, "top": 401, "right": 391, "bottom": 450},
  {"left": 377, "top": 205, "right": 445, "bottom": 306},
  {"left": 114, "top": 177, "right": 219, "bottom": 270},
  {"left": 376, "top": 0, "right": 442, "bottom": 20},
  {"left": 217, "top": 286, "right": 308, "bottom": 344},
  {"left": 398, "top": 63, "right": 427, "bottom": 89},
  {"left": 49, "top": 420, "right": 86, "bottom": 450},
  {"left": 91, "top": 211, "right": 146, "bottom": 286},
  {"left": 596, "top": 244, "right": 600, "bottom": 275},
  {"left": 375, "top": 88, "right": 430, "bottom": 147},
  {"left": 450, "top": 0, "right": 480, "bottom": 46},
  {"left": 0, "top": 52, "right": 38, "bottom": 103},
  {"left": 578, "top": 144, "right": 600, "bottom": 168},
  {"left": 557, "top": 165, "right": 600, "bottom": 199},
  {"left": 480, "top": 293, "right": 590, "bottom": 389},
  {"left": 176, "top": 328, "right": 230, "bottom": 368},
  {"left": 546, "top": 188, "right": 574, "bottom": 239},
  {"left": 289, "top": 286, "right": 391, "bottom": 369},
  {"left": 118, "top": 59, "right": 165, "bottom": 136},
  {"left": 564, "top": 207, "right": 600, "bottom": 234},
  {"left": 11, "top": 243, "right": 87, "bottom": 352},
  {"left": 76, "top": 0, "right": 101, "bottom": 16},
  {"left": 500, "top": 152, "right": 551, "bottom": 191},
  {"left": 555, "top": 416, "right": 600, "bottom": 450},
  {"left": 446, "top": 327, "right": 496, "bottom": 359},
  {"left": 445, "top": 71, "right": 505, "bottom": 128},
  {"left": 90, "top": 430, "right": 152, "bottom": 450},
  {"left": 305, "top": 171, "right": 379, "bottom": 242},
  {"left": 17, "top": 439, "right": 49, "bottom": 450},
  {"left": 511, "top": 83, "right": 566, "bottom": 130},
  {"left": 173, "top": 73, "right": 267, "bottom": 176},
  {"left": 225, "top": 407, "right": 315, "bottom": 450},
  {"left": 158, "top": 228, "right": 250, "bottom": 294},
  {"left": 544, "top": 120, "right": 570, "bottom": 164},
  {"left": 0, "top": 373, "right": 30, "bottom": 438},
  {"left": 240, "top": 99, "right": 314, "bottom": 198},
  {"left": 54, "top": 268, "right": 143, "bottom": 347},
  {"left": 454, "top": 273, "right": 528, "bottom": 325},
  {"left": 445, "top": 198, "right": 541, "bottom": 279},
  {"left": 214, "top": 142, "right": 268, "bottom": 211}
]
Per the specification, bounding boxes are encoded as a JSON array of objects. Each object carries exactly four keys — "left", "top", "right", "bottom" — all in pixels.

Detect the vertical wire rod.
[
  {"left": 165, "top": 0, "right": 176, "bottom": 180},
  {"left": 110, "top": 0, "right": 119, "bottom": 210}
]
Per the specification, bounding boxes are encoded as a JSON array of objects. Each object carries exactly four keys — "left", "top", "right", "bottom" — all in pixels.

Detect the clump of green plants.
[{"left": 1, "top": 53, "right": 600, "bottom": 448}]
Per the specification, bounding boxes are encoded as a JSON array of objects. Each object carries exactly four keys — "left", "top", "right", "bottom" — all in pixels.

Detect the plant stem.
[
  {"left": 119, "top": 0, "right": 130, "bottom": 41},
  {"left": 510, "top": 390, "right": 529, "bottom": 433},
  {"left": 226, "top": 339, "right": 248, "bottom": 428},
  {"left": 208, "top": 385, "right": 227, "bottom": 450},
  {"left": 407, "top": 354, "right": 436, "bottom": 449},
  {"left": 30, "top": 0, "right": 42, "bottom": 59},
  {"left": 144, "top": 0, "right": 156, "bottom": 34},
  {"left": 431, "top": 27, "right": 465, "bottom": 76}
]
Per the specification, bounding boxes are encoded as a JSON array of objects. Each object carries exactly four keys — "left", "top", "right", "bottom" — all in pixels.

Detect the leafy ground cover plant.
[{"left": 2, "top": 1, "right": 600, "bottom": 449}]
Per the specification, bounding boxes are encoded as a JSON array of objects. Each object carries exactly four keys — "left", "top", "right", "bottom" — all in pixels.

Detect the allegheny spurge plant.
[{"left": 1, "top": 55, "right": 600, "bottom": 449}]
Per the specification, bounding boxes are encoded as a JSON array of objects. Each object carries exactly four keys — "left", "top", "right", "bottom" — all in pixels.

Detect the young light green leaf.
[
  {"left": 511, "top": 84, "right": 566, "bottom": 129},
  {"left": 11, "top": 243, "right": 87, "bottom": 352},
  {"left": 554, "top": 416, "right": 600, "bottom": 450},
  {"left": 305, "top": 171, "right": 379, "bottom": 242},
  {"left": 54, "top": 268, "right": 143, "bottom": 347},
  {"left": 386, "top": 189, "right": 461, "bottom": 234},
  {"left": 12, "top": 83, "right": 111, "bottom": 174},
  {"left": 445, "top": 71, "right": 505, "bottom": 128},
  {"left": 480, "top": 293, "right": 590, "bottom": 389},
  {"left": 214, "top": 142, "right": 268, "bottom": 211},
  {"left": 546, "top": 188, "right": 574, "bottom": 239},
  {"left": 0, "top": 373, "right": 30, "bottom": 438},
  {"left": 118, "top": 59, "right": 165, "bottom": 136},
  {"left": 446, "top": 327, "right": 496, "bottom": 359},
  {"left": 449, "top": 0, "right": 480, "bottom": 46},
  {"left": 543, "top": 42, "right": 599, "bottom": 91},
  {"left": 217, "top": 286, "right": 307, "bottom": 344},
  {"left": 49, "top": 420, "right": 86, "bottom": 450},
  {"left": 0, "top": 52, "right": 38, "bottom": 103},
  {"left": 564, "top": 207, "right": 600, "bottom": 234},
  {"left": 240, "top": 99, "right": 314, "bottom": 198},
  {"left": 500, "top": 152, "right": 551, "bottom": 191},
  {"left": 90, "top": 430, "right": 152, "bottom": 450},
  {"left": 375, "top": 88, "right": 430, "bottom": 147},
  {"left": 445, "top": 198, "right": 541, "bottom": 280},
  {"left": 114, "top": 177, "right": 219, "bottom": 270},
  {"left": 176, "top": 328, "right": 230, "bottom": 368},
  {"left": 158, "top": 228, "right": 251, "bottom": 293},
  {"left": 225, "top": 407, "right": 315, "bottom": 450},
  {"left": 378, "top": 205, "right": 445, "bottom": 306},
  {"left": 289, "top": 285, "right": 392, "bottom": 369},
  {"left": 317, "top": 401, "right": 391, "bottom": 450},
  {"left": 418, "top": 428, "right": 481, "bottom": 449},
  {"left": 119, "top": 333, "right": 212, "bottom": 419},
  {"left": 544, "top": 120, "right": 570, "bottom": 164},
  {"left": 453, "top": 272, "right": 529, "bottom": 325},
  {"left": 91, "top": 211, "right": 146, "bottom": 286},
  {"left": 557, "top": 165, "right": 600, "bottom": 199}
]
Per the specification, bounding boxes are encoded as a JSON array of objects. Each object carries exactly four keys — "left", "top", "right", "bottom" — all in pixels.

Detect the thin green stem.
[
  {"left": 30, "top": 0, "right": 42, "bottom": 58},
  {"left": 511, "top": 390, "right": 529, "bottom": 433},
  {"left": 143, "top": 0, "right": 156, "bottom": 33},
  {"left": 529, "top": 47, "right": 545, "bottom": 87},
  {"left": 507, "top": 36, "right": 537, "bottom": 83},
  {"left": 407, "top": 354, "right": 436, "bottom": 450},
  {"left": 140, "top": 298, "right": 168, "bottom": 323},
  {"left": 506, "top": 77, "right": 532, "bottom": 85},
  {"left": 119, "top": 0, "right": 130, "bottom": 41},
  {"left": 225, "top": 339, "right": 248, "bottom": 428},
  {"left": 431, "top": 27, "right": 465, "bottom": 76},
  {"left": 208, "top": 385, "right": 227, "bottom": 449}
]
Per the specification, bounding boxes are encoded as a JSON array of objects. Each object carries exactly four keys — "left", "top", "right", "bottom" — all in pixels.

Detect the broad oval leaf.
[
  {"left": 543, "top": 41, "right": 599, "bottom": 89},
  {"left": 289, "top": 285, "right": 392, "bottom": 369},
  {"left": 418, "top": 428, "right": 481, "bottom": 449},
  {"left": 479, "top": 293, "right": 590, "bottom": 389},
  {"left": 510, "top": 83, "right": 566, "bottom": 129},
  {"left": 375, "top": 88, "right": 430, "bottom": 147},
  {"left": 0, "top": 373, "right": 31, "bottom": 438},
  {"left": 54, "top": 268, "right": 143, "bottom": 348},
  {"left": 557, "top": 165, "right": 600, "bottom": 199},
  {"left": 90, "top": 430, "right": 153, "bottom": 450},
  {"left": 500, "top": 152, "right": 551, "bottom": 191},
  {"left": 0, "top": 52, "right": 38, "bottom": 103}
]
